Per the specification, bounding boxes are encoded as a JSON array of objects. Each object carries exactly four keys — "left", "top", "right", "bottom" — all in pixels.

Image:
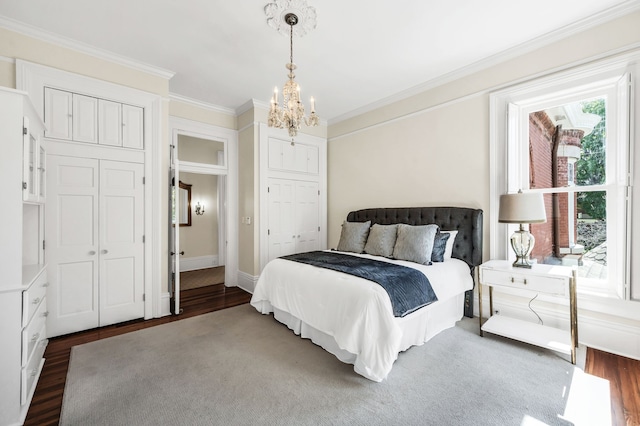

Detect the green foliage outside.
[{"left": 576, "top": 99, "right": 606, "bottom": 220}]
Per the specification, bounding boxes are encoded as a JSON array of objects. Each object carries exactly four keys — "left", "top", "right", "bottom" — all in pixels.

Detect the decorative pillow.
[
  {"left": 441, "top": 230, "right": 458, "bottom": 260},
  {"left": 431, "top": 232, "right": 451, "bottom": 263},
  {"left": 364, "top": 224, "right": 398, "bottom": 258},
  {"left": 336, "top": 221, "right": 371, "bottom": 253},
  {"left": 392, "top": 224, "right": 439, "bottom": 265}
]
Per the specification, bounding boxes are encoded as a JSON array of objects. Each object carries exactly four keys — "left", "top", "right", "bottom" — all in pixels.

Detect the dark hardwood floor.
[{"left": 25, "top": 286, "right": 640, "bottom": 425}]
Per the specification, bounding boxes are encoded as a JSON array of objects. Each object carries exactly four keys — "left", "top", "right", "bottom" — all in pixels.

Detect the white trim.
[
  {"left": 15, "top": 60, "right": 164, "bottom": 320},
  {"left": 0, "top": 55, "right": 15, "bottom": 64},
  {"left": 0, "top": 16, "right": 174, "bottom": 80},
  {"left": 169, "top": 116, "right": 239, "bottom": 290},
  {"left": 169, "top": 93, "right": 236, "bottom": 116},
  {"left": 237, "top": 270, "right": 258, "bottom": 294},
  {"left": 329, "top": 1, "right": 640, "bottom": 126},
  {"left": 160, "top": 292, "right": 172, "bottom": 317},
  {"left": 179, "top": 255, "right": 219, "bottom": 272},
  {"left": 489, "top": 50, "right": 640, "bottom": 299}
]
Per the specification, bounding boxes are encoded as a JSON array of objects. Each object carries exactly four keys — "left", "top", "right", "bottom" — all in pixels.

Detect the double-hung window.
[{"left": 490, "top": 54, "right": 638, "bottom": 299}]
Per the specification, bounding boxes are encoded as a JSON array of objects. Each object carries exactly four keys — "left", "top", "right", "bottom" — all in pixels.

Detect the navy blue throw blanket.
[{"left": 280, "top": 251, "right": 438, "bottom": 317}]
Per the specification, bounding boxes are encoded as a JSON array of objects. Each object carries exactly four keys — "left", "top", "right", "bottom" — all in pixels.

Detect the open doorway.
[
  {"left": 169, "top": 121, "right": 232, "bottom": 315},
  {"left": 178, "top": 171, "right": 225, "bottom": 292}
]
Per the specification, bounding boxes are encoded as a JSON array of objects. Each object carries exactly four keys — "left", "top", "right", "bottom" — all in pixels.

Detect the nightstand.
[{"left": 478, "top": 260, "right": 578, "bottom": 364}]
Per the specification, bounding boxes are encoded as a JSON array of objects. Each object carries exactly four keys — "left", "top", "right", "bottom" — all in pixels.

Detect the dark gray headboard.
[{"left": 346, "top": 207, "right": 483, "bottom": 269}]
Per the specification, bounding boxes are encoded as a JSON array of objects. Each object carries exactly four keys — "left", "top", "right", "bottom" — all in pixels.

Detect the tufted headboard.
[{"left": 346, "top": 207, "right": 483, "bottom": 269}]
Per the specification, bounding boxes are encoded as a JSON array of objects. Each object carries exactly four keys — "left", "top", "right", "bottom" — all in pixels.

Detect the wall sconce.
[{"left": 195, "top": 201, "right": 205, "bottom": 216}]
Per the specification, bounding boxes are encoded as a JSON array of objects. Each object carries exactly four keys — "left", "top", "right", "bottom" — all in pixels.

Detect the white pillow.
[{"left": 441, "top": 230, "right": 458, "bottom": 260}]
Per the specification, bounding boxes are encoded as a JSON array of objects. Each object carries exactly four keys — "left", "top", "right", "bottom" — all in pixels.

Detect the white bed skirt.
[{"left": 263, "top": 292, "right": 465, "bottom": 380}]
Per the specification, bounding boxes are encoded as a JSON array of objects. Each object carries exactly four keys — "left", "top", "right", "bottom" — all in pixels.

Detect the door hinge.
[
  {"left": 22, "top": 182, "right": 27, "bottom": 190},
  {"left": 142, "top": 177, "right": 146, "bottom": 185},
  {"left": 318, "top": 226, "right": 320, "bottom": 232},
  {"left": 267, "top": 186, "right": 270, "bottom": 193},
  {"left": 43, "top": 240, "right": 45, "bottom": 250},
  {"left": 268, "top": 229, "right": 270, "bottom": 235},
  {"left": 23, "top": 127, "right": 27, "bottom": 135},
  {"left": 142, "top": 294, "right": 146, "bottom": 302},
  {"left": 318, "top": 190, "right": 320, "bottom": 195},
  {"left": 142, "top": 235, "right": 145, "bottom": 243}
]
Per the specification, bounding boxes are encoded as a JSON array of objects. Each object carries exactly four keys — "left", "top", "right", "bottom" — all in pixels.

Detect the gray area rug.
[{"left": 61, "top": 304, "right": 576, "bottom": 425}]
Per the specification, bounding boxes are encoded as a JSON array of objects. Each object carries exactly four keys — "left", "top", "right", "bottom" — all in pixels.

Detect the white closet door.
[
  {"left": 295, "top": 181, "right": 320, "bottom": 253},
  {"left": 72, "top": 94, "right": 98, "bottom": 144},
  {"left": 46, "top": 155, "right": 100, "bottom": 337},
  {"left": 98, "top": 160, "right": 145, "bottom": 326},
  {"left": 44, "top": 88, "right": 72, "bottom": 140},
  {"left": 98, "top": 99, "right": 122, "bottom": 147},
  {"left": 122, "top": 104, "right": 144, "bottom": 149},
  {"left": 267, "top": 179, "right": 296, "bottom": 261}
]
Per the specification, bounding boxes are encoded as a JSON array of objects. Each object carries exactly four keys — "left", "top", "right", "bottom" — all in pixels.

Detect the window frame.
[{"left": 490, "top": 56, "right": 635, "bottom": 300}]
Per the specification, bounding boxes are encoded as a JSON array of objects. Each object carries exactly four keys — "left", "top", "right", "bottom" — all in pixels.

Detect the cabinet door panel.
[
  {"left": 122, "top": 104, "right": 144, "bottom": 149},
  {"left": 98, "top": 99, "right": 122, "bottom": 146},
  {"left": 44, "top": 87, "right": 72, "bottom": 140},
  {"left": 72, "top": 94, "right": 98, "bottom": 143}
]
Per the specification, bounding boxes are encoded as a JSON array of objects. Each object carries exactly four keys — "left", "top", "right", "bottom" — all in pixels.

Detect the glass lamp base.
[{"left": 510, "top": 225, "right": 535, "bottom": 268}]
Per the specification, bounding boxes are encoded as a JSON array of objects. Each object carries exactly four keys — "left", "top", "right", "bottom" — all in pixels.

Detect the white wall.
[{"left": 327, "top": 10, "right": 640, "bottom": 360}]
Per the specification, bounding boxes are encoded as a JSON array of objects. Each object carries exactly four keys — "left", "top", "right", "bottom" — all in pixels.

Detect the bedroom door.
[
  {"left": 267, "top": 178, "right": 320, "bottom": 262},
  {"left": 46, "top": 155, "right": 145, "bottom": 337}
]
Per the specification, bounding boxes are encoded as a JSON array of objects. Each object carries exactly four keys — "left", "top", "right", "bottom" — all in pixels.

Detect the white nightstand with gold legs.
[{"left": 478, "top": 260, "right": 578, "bottom": 364}]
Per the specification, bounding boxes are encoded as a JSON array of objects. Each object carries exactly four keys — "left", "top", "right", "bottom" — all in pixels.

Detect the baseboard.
[
  {"left": 180, "top": 255, "right": 218, "bottom": 272},
  {"left": 237, "top": 271, "right": 258, "bottom": 294},
  {"left": 476, "top": 292, "right": 640, "bottom": 362},
  {"left": 160, "top": 292, "right": 171, "bottom": 317}
]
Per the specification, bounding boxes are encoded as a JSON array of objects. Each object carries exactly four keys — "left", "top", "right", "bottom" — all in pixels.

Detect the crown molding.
[
  {"left": 169, "top": 92, "right": 236, "bottom": 116},
  {"left": 0, "top": 55, "right": 15, "bottom": 64},
  {"left": 0, "top": 16, "right": 175, "bottom": 80},
  {"left": 329, "top": 0, "right": 640, "bottom": 126}
]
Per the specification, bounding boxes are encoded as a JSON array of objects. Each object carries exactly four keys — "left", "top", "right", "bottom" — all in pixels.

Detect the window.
[{"left": 490, "top": 57, "right": 637, "bottom": 299}]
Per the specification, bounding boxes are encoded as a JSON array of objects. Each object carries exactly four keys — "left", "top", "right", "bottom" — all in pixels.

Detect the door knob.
[
  {"left": 89, "top": 251, "right": 96, "bottom": 255},
  {"left": 101, "top": 249, "right": 109, "bottom": 254}
]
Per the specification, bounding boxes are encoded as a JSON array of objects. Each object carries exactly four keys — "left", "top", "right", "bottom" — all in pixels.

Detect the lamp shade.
[{"left": 498, "top": 191, "right": 546, "bottom": 224}]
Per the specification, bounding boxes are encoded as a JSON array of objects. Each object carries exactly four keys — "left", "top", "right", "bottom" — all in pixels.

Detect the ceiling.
[{"left": 0, "top": 0, "right": 635, "bottom": 123}]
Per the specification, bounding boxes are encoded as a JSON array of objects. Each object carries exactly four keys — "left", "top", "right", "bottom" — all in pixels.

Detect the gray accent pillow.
[
  {"left": 336, "top": 221, "right": 371, "bottom": 253},
  {"left": 392, "top": 224, "right": 439, "bottom": 265},
  {"left": 431, "top": 232, "right": 451, "bottom": 263},
  {"left": 364, "top": 224, "right": 398, "bottom": 258},
  {"left": 442, "top": 230, "right": 458, "bottom": 260}
]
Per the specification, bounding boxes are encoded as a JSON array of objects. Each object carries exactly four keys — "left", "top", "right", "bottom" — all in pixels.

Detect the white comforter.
[{"left": 250, "top": 251, "right": 473, "bottom": 381}]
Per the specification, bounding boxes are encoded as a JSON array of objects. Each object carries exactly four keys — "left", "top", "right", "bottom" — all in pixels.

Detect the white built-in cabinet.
[
  {"left": 260, "top": 125, "right": 327, "bottom": 269},
  {"left": 0, "top": 88, "right": 49, "bottom": 426},
  {"left": 44, "top": 87, "right": 144, "bottom": 149}
]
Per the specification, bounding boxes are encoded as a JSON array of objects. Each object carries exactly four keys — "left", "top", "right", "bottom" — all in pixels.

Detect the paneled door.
[
  {"left": 267, "top": 179, "right": 296, "bottom": 262},
  {"left": 46, "top": 155, "right": 144, "bottom": 337},
  {"left": 267, "top": 178, "right": 320, "bottom": 262},
  {"left": 98, "top": 160, "right": 145, "bottom": 326}
]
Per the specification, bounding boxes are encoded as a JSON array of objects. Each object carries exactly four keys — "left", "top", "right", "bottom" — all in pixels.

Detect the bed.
[{"left": 251, "top": 207, "right": 483, "bottom": 382}]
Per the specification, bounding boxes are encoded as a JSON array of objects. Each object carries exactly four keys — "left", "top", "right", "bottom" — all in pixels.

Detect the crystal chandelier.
[{"left": 268, "top": 12, "right": 319, "bottom": 139}]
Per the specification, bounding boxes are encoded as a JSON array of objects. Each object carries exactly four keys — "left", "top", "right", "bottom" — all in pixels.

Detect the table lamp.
[{"left": 498, "top": 190, "right": 547, "bottom": 268}]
